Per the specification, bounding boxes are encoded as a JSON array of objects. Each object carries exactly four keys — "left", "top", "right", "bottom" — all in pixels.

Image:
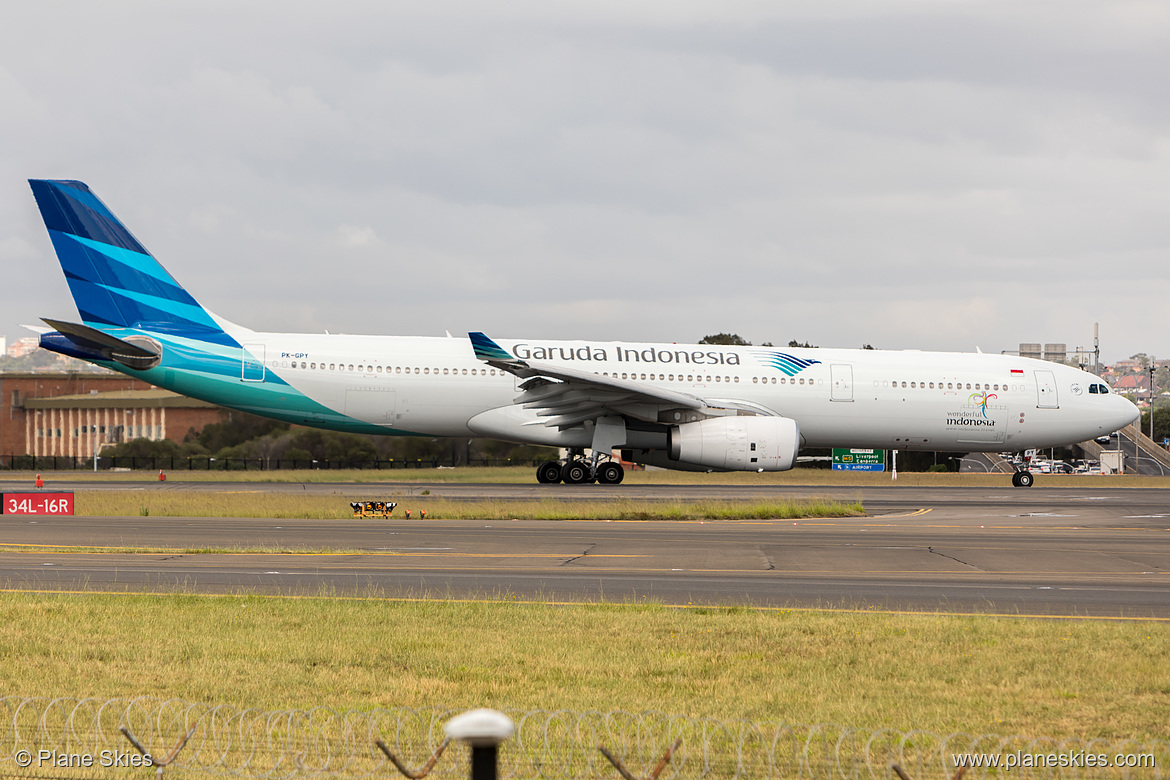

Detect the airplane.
[{"left": 28, "top": 179, "right": 1139, "bottom": 488}]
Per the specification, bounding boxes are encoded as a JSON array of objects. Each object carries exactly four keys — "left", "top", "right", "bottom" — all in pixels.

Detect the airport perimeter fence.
[
  {"left": 0, "top": 697, "right": 1164, "bottom": 780},
  {"left": 0, "top": 456, "right": 544, "bottom": 472}
]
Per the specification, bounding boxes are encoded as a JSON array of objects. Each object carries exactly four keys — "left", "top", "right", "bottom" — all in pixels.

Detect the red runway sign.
[{"left": 2, "top": 493, "right": 74, "bottom": 515}]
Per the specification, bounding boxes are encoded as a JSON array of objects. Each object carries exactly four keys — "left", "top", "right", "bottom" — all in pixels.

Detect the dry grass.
[
  {"left": 0, "top": 591, "right": 1166, "bottom": 740},
  {"left": 73, "top": 492, "right": 864, "bottom": 522}
]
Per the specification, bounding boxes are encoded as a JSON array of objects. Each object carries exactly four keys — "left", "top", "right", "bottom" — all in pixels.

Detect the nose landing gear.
[{"left": 1011, "top": 470, "right": 1034, "bottom": 488}]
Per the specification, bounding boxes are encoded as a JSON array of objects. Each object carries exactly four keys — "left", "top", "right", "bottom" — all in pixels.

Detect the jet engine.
[{"left": 667, "top": 416, "right": 799, "bottom": 472}]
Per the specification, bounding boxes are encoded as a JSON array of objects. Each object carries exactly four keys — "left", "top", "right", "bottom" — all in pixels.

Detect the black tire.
[
  {"left": 536, "top": 461, "right": 562, "bottom": 484},
  {"left": 562, "top": 461, "right": 590, "bottom": 484},
  {"left": 597, "top": 462, "right": 625, "bottom": 485},
  {"left": 1016, "top": 470, "right": 1034, "bottom": 488}
]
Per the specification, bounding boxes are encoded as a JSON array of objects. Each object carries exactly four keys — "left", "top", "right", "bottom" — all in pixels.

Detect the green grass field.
[
  {"left": 70, "top": 492, "right": 863, "bottom": 522},
  {"left": 0, "top": 592, "right": 1166, "bottom": 741}
]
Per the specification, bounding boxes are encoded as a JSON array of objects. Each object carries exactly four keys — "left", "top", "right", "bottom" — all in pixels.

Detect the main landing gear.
[
  {"left": 1011, "top": 470, "right": 1034, "bottom": 488},
  {"left": 535, "top": 449, "right": 625, "bottom": 485}
]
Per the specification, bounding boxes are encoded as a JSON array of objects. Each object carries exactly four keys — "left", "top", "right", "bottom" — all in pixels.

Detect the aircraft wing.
[{"left": 470, "top": 332, "right": 707, "bottom": 429}]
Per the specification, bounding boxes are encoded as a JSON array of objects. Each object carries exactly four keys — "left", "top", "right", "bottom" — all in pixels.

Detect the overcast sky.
[{"left": 2, "top": 1, "right": 1168, "bottom": 363}]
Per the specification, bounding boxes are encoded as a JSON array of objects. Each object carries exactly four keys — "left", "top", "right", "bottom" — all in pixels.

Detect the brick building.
[{"left": 1, "top": 372, "right": 223, "bottom": 458}]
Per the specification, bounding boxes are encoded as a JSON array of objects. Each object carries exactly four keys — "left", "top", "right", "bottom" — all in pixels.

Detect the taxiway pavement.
[{"left": 1, "top": 482, "right": 1167, "bottom": 617}]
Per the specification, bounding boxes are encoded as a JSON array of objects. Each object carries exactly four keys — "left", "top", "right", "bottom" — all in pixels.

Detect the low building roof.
[{"left": 23, "top": 389, "right": 220, "bottom": 410}]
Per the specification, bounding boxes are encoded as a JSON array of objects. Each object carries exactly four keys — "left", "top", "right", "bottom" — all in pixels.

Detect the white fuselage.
[{"left": 230, "top": 329, "right": 1137, "bottom": 453}]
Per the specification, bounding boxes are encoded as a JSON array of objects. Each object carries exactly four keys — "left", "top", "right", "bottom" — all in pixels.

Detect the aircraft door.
[
  {"left": 345, "top": 387, "right": 397, "bottom": 427},
  {"left": 242, "top": 344, "right": 265, "bottom": 382},
  {"left": 830, "top": 364, "right": 854, "bottom": 402},
  {"left": 1034, "top": 370, "right": 1059, "bottom": 408}
]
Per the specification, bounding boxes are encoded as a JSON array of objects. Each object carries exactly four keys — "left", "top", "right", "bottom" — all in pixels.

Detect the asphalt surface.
[{"left": 2, "top": 481, "right": 1168, "bottom": 617}]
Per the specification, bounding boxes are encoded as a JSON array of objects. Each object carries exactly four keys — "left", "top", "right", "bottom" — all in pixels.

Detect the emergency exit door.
[
  {"left": 831, "top": 364, "right": 854, "bottom": 402},
  {"left": 1034, "top": 370, "right": 1059, "bottom": 408}
]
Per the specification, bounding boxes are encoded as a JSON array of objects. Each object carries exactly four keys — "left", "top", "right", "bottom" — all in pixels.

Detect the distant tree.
[
  {"left": 102, "top": 437, "right": 206, "bottom": 459},
  {"left": 862, "top": 343, "right": 875, "bottom": 350},
  {"left": 188, "top": 411, "right": 289, "bottom": 452},
  {"left": 788, "top": 339, "right": 818, "bottom": 349},
  {"left": 699, "top": 333, "right": 751, "bottom": 346},
  {"left": 1141, "top": 408, "right": 1170, "bottom": 443}
]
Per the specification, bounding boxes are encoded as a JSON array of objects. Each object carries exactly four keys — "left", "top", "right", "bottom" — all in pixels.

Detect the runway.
[{"left": 1, "top": 482, "right": 1168, "bottom": 618}]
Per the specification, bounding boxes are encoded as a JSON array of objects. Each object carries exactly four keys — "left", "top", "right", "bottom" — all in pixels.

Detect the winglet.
[{"left": 469, "top": 332, "right": 516, "bottom": 362}]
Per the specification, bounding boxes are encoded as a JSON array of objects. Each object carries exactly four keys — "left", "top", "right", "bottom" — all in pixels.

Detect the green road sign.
[{"left": 832, "top": 448, "right": 886, "bottom": 471}]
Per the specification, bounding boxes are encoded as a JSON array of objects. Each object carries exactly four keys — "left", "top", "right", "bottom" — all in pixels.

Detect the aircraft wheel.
[
  {"left": 597, "top": 462, "right": 625, "bottom": 485},
  {"left": 1012, "top": 471, "right": 1034, "bottom": 488},
  {"left": 536, "top": 461, "right": 563, "bottom": 484},
  {"left": 562, "top": 460, "right": 590, "bottom": 484}
]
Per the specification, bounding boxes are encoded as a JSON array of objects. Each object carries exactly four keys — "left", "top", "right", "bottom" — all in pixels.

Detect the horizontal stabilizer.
[
  {"left": 40, "top": 317, "right": 161, "bottom": 370},
  {"left": 41, "top": 318, "right": 158, "bottom": 357}
]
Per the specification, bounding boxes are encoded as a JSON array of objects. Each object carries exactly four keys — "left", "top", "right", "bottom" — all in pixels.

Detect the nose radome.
[{"left": 1113, "top": 395, "right": 1140, "bottom": 430}]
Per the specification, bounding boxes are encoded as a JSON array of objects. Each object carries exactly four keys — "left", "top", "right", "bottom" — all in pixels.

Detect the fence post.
[{"left": 444, "top": 709, "right": 514, "bottom": 780}]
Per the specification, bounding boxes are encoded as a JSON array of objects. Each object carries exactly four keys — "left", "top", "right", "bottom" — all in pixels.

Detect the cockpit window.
[
  {"left": 1089, "top": 383, "right": 1109, "bottom": 395},
  {"left": 1089, "top": 384, "right": 1098, "bottom": 394}
]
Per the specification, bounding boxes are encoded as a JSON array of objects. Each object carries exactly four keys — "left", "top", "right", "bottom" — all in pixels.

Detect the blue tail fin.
[{"left": 29, "top": 179, "right": 236, "bottom": 346}]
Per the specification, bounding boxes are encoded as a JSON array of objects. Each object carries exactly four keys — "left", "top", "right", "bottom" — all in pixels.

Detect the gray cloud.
[{"left": 2, "top": 1, "right": 1168, "bottom": 361}]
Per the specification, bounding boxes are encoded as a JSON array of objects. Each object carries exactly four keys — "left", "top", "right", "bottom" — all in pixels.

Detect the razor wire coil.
[{"left": 0, "top": 696, "right": 1164, "bottom": 779}]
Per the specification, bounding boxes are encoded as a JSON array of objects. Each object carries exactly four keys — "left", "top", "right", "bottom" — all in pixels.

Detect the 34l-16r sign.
[{"left": 2, "top": 493, "right": 74, "bottom": 515}]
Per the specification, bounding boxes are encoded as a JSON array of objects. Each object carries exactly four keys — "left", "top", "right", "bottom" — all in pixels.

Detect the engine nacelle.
[{"left": 668, "top": 416, "right": 799, "bottom": 472}]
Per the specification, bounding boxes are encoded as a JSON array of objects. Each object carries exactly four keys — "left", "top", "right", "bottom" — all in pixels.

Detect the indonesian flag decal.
[{"left": 1011, "top": 369, "right": 1024, "bottom": 375}]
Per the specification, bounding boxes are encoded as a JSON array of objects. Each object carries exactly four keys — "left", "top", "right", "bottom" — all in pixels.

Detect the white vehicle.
[{"left": 28, "top": 180, "right": 1140, "bottom": 487}]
